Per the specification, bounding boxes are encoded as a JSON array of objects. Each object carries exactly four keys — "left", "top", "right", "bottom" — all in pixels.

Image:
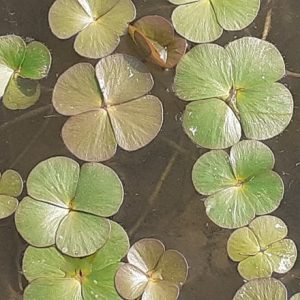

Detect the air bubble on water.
[
  {"left": 93, "top": 280, "right": 98, "bottom": 284},
  {"left": 62, "top": 247, "right": 68, "bottom": 253}
]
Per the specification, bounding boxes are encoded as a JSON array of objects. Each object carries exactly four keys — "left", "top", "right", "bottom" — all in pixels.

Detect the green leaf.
[
  {"left": 52, "top": 63, "right": 102, "bottom": 116},
  {"left": 108, "top": 95, "right": 163, "bottom": 151},
  {"left": 0, "top": 195, "right": 18, "bottom": 219},
  {"left": 95, "top": 53, "right": 153, "bottom": 106},
  {"left": 0, "top": 64, "right": 13, "bottom": 98},
  {"left": 49, "top": 0, "right": 92, "bottom": 39},
  {"left": 92, "top": 221, "right": 129, "bottom": 268},
  {"left": 237, "top": 83, "right": 293, "bottom": 140},
  {"left": 233, "top": 278, "right": 287, "bottom": 300},
  {"left": 15, "top": 197, "right": 69, "bottom": 247},
  {"left": 127, "top": 239, "right": 165, "bottom": 273},
  {"left": 55, "top": 211, "right": 110, "bottom": 257},
  {"left": 115, "top": 263, "right": 149, "bottom": 299},
  {"left": 230, "top": 140, "right": 275, "bottom": 180},
  {"left": 155, "top": 250, "right": 188, "bottom": 286},
  {"left": 171, "top": 0, "right": 222, "bottom": 43},
  {"left": 192, "top": 150, "right": 236, "bottom": 196},
  {"left": 243, "top": 171, "right": 284, "bottom": 215},
  {"left": 205, "top": 187, "right": 256, "bottom": 228},
  {"left": 249, "top": 216, "right": 288, "bottom": 249},
  {"left": 291, "top": 294, "right": 300, "bottom": 300},
  {"left": 182, "top": 99, "right": 241, "bottom": 149},
  {"left": 73, "top": 0, "right": 135, "bottom": 58},
  {"left": 0, "top": 169, "right": 23, "bottom": 197},
  {"left": 24, "top": 278, "right": 83, "bottom": 300},
  {"left": 27, "top": 156, "right": 80, "bottom": 208},
  {"left": 0, "top": 35, "right": 25, "bottom": 70},
  {"left": 82, "top": 263, "right": 122, "bottom": 300},
  {"left": 237, "top": 252, "right": 273, "bottom": 280},
  {"left": 193, "top": 141, "right": 283, "bottom": 228},
  {"left": 265, "top": 239, "right": 297, "bottom": 274},
  {"left": 19, "top": 41, "right": 52, "bottom": 80},
  {"left": 174, "top": 44, "right": 232, "bottom": 101},
  {"left": 77, "top": 0, "right": 119, "bottom": 18},
  {"left": 210, "top": 0, "right": 260, "bottom": 30},
  {"left": 23, "top": 246, "right": 76, "bottom": 281},
  {"left": 227, "top": 37, "right": 285, "bottom": 89},
  {"left": 3, "top": 77, "right": 41, "bottom": 110},
  {"left": 62, "top": 109, "right": 117, "bottom": 162},
  {"left": 74, "top": 163, "right": 123, "bottom": 217},
  {"left": 142, "top": 281, "right": 179, "bottom": 300},
  {"left": 227, "top": 227, "right": 260, "bottom": 262}
]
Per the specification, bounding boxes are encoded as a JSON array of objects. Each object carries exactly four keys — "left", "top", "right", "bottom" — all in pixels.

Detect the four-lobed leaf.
[
  {"left": 15, "top": 156, "right": 124, "bottom": 257},
  {"left": 49, "top": 0, "right": 136, "bottom": 59},
  {"left": 0, "top": 170, "right": 23, "bottom": 219},
  {"left": 0, "top": 35, "right": 51, "bottom": 110},
  {"left": 227, "top": 215, "right": 297, "bottom": 280},
  {"left": 169, "top": 0, "right": 260, "bottom": 43},
  {"left": 115, "top": 238, "right": 188, "bottom": 300},
  {"left": 129, "top": 15, "right": 187, "bottom": 68},
  {"left": 52, "top": 53, "right": 163, "bottom": 162},
  {"left": 175, "top": 37, "right": 293, "bottom": 149},
  {"left": 23, "top": 221, "right": 129, "bottom": 300},
  {"left": 192, "top": 140, "right": 284, "bottom": 228},
  {"left": 233, "top": 278, "right": 287, "bottom": 300}
]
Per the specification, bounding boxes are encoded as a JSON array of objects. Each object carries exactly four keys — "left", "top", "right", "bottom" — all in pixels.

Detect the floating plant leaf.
[
  {"left": 129, "top": 15, "right": 187, "bottom": 68},
  {"left": 15, "top": 156, "right": 124, "bottom": 257},
  {"left": 291, "top": 294, "right": 300, "bottom": 300},
  {"left": 49, "top": 0, "right": 136, "bottom": 59},
  {"left": 233, "top": 278, "right": 287, "bottom": 300},
  {"left": 0, "top": 35, "right": 51, "bottom": 110},
  {"left": 192, "top": 140, "right": 284, "bottom": 228},
  {"left": 174, "top": 37, "right": 293, "bottom": 149},
  {"left": 0, "top": 170, "right": 23, "bottom": 219},
  {"left": 227, "top": 216, "right": 297, "bottom": 280},
  {"left": 115, "top": 238, "right": 188, "bottom": 300},
  {"left": 23, "top": 221, "right": 129, "bottom": 300},
  {"left": 169, "top": 0, "right": 260, "bottom": 43},
  {"left": 52, "top": 54, "right": 163, "bottom": 162}
]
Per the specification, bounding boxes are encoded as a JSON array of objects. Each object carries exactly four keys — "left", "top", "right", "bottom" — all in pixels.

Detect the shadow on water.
[{"left": 1, "top": 0, "right": 300, "bottom": 299}]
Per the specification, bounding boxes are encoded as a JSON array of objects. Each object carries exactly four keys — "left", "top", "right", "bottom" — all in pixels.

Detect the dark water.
[{"left": 1, "top": 0, "right": 300, "bottom": 299}]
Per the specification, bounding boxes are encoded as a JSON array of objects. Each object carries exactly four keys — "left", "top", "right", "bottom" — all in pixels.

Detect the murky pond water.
[{"left": 1, "top": 0, "right": 300, "bottom": 299}]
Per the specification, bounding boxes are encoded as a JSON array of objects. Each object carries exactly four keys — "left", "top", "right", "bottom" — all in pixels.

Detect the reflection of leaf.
[
  {"left": 49, "top": 0, "right": 136, "bottom": 58},
  {"left": 233, "top": 278, "right": 287, "bottom": 300},
  {"left": 129, "top": 15, "right": 187, "bottom": 68},
  {"left": 23, "top": 221, "right": 129, "bottom": 300},
  {"left": 53, "top": 54, "right": 163, "bottom": 162},
  {"left": 0, "top": 35, "right": 51, "bottom": 110},
  {"left": 228, "top": 216, "right": 297, "bottom": 280},
  {"left": 115, "top": 239, "right": 188, "bottom": 300},
  {"left": 0, "top": 170, "right": 23, "bottom": 219},
  {"left": 170, "top": 0, "right": 260, "bottom": 43},
  {"left": 175, "top": 37, "right": 293, "bottom": 149},
  {"left": 192, "top": 140, "right": 284, "bottom": 228},
  {"left": 15, "top": 157, "right": 124, "bottom": 257}
]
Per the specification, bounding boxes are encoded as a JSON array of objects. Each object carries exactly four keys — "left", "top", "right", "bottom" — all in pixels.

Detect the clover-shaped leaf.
[
  {"left": 129, "top": 15, "right": 187, "bottom": 68},
  {"left": 49, "top": 0, "right": 136, "bottom": 59},
  {"left": 234, "top": 278, "right": 287, "bottom": 300},
  {"left": 52, "top": 54, "right": 163, "bottom": 162},
  {"left": 174, "top": 37, "right": 293, "bottom": 149},
  {"left": 227, "top": 215, "right": 297, "bottom": 280},
  {"left": 15, "top": 156, "right": 123, "bottom": 257},
  {"left": 115, "top": 239, "right": 188, "bottom": 300},
  {"left": 23, "top": 221, "right": 129, "bottom": 300},
  {"left": 192, "top": 140, "right": 284, "bottom": 228},
  {"left": 0, "top": 35, "right": 51, "bottom": 110},
  {"left": 169, "top": 0, "right": 260, "bottom": 43},
  {"left": 0, "top": 170, "right": 23, "bottom": 219}
]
